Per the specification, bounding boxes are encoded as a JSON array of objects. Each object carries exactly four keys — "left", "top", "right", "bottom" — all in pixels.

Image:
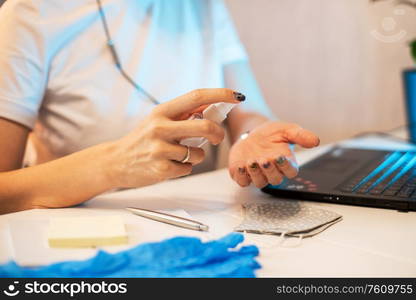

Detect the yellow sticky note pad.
[{"left": 47, "top": 215, "right": 128, "bottom": 248}]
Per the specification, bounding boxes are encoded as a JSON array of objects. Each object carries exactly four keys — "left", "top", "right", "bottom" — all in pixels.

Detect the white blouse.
[{"left": 0, "top": 0, "right": 248, "bottom": 171}]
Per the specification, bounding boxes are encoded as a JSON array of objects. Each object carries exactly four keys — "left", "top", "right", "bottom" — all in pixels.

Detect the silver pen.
[{"left": 126, "top": 207, "right": 209, "bottom": 232}]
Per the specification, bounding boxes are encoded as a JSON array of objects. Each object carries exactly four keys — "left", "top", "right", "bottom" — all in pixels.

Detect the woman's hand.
[
  {"left": 228, "top": 121, "right": 320, "bottom": 188},
  {"left": 107, "top": 88, "right": 243, "bottom": 189},
  {"left": 0, "top": 88, "right": 245, "bottom": 214}
]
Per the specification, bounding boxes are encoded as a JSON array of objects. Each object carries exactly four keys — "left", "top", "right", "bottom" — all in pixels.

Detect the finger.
[
  {"left": 154, "top": 88, "right": 244, "bottom": 119},
  {"left": 258, "top": 159, "right": 284, "bottom": 186},
  {"left": 230, "top": 166, "right": 251, "bottom": 187},
  {"left": 275, "top": 156, "right": 299, "bottom": 179},
  {"left": 164, "top": 160, "right": 193, "bottom": 179},
  {"left": 151, "top": 141, "right": 205, "bottom": 164},
  {"left": 178, "top": 105, "right": 209, "bottom": 120},
  {"left": 169, "top": 145, "right": 205, "bottom": 165},
  {"left": 246, "top": 161, "right": 268, "bottom": 188},
  {"left": 284, "top": 125, "right": 320, "bottom": 148},
  {"left": 162, "top": 119, "right": 225, "bottom": 145}
]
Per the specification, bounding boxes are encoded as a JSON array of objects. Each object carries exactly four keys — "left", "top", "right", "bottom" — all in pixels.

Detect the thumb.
[{"left": 284, "top": 126, "right": 320, "bottom": 148}]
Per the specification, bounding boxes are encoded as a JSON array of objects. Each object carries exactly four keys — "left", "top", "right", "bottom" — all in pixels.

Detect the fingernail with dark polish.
[
  {"left": 262, "top": 162, "right": 271, "bottom": 169},
  {"left": 238, "top": 167, "right": 246, "bottom": 174},
  {"left": 233, "top": 92, "right": 246, "bottom": 101},
  {"left": 250, "top": 162, "right": 258, "bottom": 169},
  {"left": 276, "top": 156, "right": 286, "bottom": 165}
]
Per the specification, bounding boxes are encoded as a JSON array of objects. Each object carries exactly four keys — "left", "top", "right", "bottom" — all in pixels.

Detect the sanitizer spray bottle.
[{"left": 180, "top": 102, "right": 238, "bottom": 148}]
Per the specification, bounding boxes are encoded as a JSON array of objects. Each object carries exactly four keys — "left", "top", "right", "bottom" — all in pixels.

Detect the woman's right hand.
[{"left": 106, "top": 88, "right": 243, "bottom": 189}]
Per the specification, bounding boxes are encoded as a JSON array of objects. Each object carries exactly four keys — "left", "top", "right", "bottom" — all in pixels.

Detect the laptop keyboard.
[{"left": 338, "top": 151, "right": 416, "bottom": 198}]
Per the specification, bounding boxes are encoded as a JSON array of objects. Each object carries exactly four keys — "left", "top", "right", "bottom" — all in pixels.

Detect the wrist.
[
  {"left": 239, "top": 131, "right": 251, "bottom": 141},
  {"left": 96, "top": 141, "right": 122, "bottom": 190}
]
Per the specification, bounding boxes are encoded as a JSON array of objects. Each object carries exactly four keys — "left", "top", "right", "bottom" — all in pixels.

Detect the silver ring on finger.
[{"left": 180, "top": 146, "right": 191, "bottom": 163}]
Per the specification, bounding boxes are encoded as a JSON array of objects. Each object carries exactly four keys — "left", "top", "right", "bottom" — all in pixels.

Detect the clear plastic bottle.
[{"left": 180, "top": 102, "right": 237, "bottom": 147}]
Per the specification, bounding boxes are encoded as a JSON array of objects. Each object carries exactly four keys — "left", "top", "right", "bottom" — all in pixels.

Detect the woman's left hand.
[{"left": 228, "top": 121, "right": 320, "bottom": 188}]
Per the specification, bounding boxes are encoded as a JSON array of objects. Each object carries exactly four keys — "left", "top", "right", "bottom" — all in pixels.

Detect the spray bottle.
[{"left": 180, "top": 102, "right": 238, "bottom": 148}]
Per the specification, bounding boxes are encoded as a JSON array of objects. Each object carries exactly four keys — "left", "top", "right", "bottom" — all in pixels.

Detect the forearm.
[
  {"left": 0, "top": 142, "right": 116, "bottom": 214},
  {"left": 224, "top": 61, "right": 275, "bottom": 143}
]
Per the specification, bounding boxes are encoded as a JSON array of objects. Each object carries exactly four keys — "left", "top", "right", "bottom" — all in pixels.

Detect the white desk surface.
[{"left": 1, "top": 133, "right": 416, "bottom": 277}]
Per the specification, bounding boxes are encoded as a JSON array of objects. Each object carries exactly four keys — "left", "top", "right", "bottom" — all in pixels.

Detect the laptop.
[{"left": 262, "top": 146, "right": 416, "bottom": 211}]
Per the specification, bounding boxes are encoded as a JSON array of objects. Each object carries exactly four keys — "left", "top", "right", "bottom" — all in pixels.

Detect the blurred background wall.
[{"left": 225, "top": 0, "right": 416, "bottom": 144}]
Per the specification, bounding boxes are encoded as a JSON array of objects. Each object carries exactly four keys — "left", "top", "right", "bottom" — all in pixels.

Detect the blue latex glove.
[{"left": 0, "top": 233, "right": 261, "bottom": 278}]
